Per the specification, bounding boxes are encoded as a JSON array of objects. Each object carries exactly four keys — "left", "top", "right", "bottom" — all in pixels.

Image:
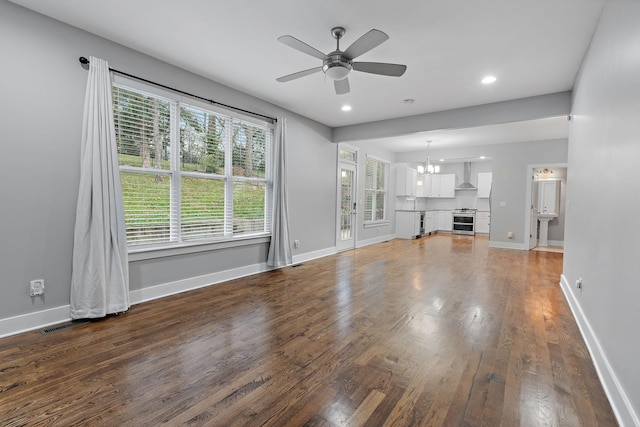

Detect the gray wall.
[
  {"left": 0, "top": 1, "right": 336, "bottom": 319},
  {"left": 563, "top": 1, "right": 640, "bottom": 424},
  {"left": 342, "top": 141, "right": 397, "bottom": 243},
  {"left": 397, "top": 140, "right": 568, "bottom": 247}
]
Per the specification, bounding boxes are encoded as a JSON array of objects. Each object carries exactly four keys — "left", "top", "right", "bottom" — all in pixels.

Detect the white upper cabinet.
[
  {"left": 477, "top": 172, "right": 492, "bottom": 198},
  {"left": 425, "top": 174, "right": 455, "bottom": 198},
  {"left": 396, "top": 166, "right": 418, "bottom": 197},
  {"left": 416, "top": 174, "right": 425, "bottom": 197}
]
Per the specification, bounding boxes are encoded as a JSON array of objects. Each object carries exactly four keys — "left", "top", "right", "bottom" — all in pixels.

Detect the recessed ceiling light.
[
  {"left": 439, "top": 159, "right": 445, "bottom": 162},
  {"left": 481, "top": 75, "right": 497, "bottom": 84},
  {"left": 480, "top": 156, "right": 486, "bottom": 159},
  {"left": 341, "top": 105, "right": 352, "bottom": 111}
]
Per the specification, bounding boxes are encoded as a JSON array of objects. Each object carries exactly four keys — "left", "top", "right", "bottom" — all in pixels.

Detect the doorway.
[
  {"left": 336, "top": 145, "right": 358, "bottom": 251},
  {"left": 524, "top": 163, "right": 567, "bottom": 252}
]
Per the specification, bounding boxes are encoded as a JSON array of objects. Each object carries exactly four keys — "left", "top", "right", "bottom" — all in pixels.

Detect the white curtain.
[
  {"left": 267, "top": 117, "right": 293, "bottom": 268},
  {"left": 70, "top": 56, "right": 129, "bottom": 319}
]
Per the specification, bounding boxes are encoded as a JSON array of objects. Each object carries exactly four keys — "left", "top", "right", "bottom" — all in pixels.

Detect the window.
[
  {"left": 364, "top": 157, "right": 388, "bottom": 222},
  {"left": 113, "top": 83, "right": 272, "bottom": 247},
  {"left": 339, "top": 147, "right": 357, "bottom": 163}
]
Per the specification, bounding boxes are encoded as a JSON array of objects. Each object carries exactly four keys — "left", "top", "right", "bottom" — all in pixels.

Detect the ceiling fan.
[{"left": 276, "top": 27, "right": 407, "bottom": 95}]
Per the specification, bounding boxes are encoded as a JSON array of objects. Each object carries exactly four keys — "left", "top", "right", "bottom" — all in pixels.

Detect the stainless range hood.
[{"left": 455, "top": 162, "right": 477, "bottom": 190}]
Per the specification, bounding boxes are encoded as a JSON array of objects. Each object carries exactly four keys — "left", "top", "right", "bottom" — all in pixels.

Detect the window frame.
[
  {"left": 363, "top": 155, "right": 389, "bottom": 225},
  {"left": 112, "top": 75, "right": 273, "bottom": 254}
]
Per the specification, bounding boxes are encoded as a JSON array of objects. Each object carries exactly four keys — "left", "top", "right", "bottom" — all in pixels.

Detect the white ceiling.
[{"left": 9, "top": 0, "right": 604, "bottom": 150}]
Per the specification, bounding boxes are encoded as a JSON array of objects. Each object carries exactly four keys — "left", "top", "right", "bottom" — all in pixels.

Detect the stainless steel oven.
[{"left": 452, "top": 208, "right": 476, "bottom": 235}]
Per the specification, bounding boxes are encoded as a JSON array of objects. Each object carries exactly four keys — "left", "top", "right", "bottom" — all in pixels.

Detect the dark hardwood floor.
[{"left": 0, "top": 235, "right": 617, "bottom": 426}]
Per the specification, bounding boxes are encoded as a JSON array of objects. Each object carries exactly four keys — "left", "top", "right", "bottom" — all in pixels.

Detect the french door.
[{"left": 337, "top": 163, "right": 357, "bottom": 251}]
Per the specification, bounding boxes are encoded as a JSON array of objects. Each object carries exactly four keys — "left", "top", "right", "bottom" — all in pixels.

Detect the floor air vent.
[{"left": 41, "top": 320, "right": 89, "bottom": 335}]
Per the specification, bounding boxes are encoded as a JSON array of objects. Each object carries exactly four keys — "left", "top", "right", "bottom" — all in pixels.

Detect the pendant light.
[{"left": 417, "top": 140, "right": 439, "bottom": 174}]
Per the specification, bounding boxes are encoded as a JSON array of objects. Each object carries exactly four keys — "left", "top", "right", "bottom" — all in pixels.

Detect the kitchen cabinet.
[
  {"left": 437, "top": 210, "right": 453, "bottom": 231},
  {"left": 424, "top": 173, "right": 455, "bottom": 198},
  {"left": 425, "top": 211, "right": 437, "bottom": 234},
  {"left": 476, "top": 211, "right": 490, "bottom": 234},
  {"left": 396, "top": 211, "right": 422, "bottom": 239},
  {"left": 396, "top": 166, "right": 418, "bottom": 197},
  {"left": 477, "top": 172, "right": 492, "bottom": 198},
  {"left": 416, "top": 174, "right": 426, "bottom": 197}
]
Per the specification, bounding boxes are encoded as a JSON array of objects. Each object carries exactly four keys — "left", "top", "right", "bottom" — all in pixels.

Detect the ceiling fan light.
[{"left": 325, "top": 64, "right": 350, "bottom": 81}]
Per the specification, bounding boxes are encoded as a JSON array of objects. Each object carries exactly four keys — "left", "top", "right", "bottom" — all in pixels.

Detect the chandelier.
[{"left": 417, "top": 140, "right": 439, "bottom": 174}]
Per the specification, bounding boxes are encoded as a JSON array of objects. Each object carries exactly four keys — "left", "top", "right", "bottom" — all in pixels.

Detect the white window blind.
[
  {"left": 112, "top": 84, "right": 272, "bottom": 247},
  {"left": 364, "top": 157, "right": 387, "bottom": 222}
]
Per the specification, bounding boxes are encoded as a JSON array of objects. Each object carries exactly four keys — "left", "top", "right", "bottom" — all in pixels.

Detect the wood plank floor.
[{"left": 0, "top": 235, "right": 617, "bottom": 426}]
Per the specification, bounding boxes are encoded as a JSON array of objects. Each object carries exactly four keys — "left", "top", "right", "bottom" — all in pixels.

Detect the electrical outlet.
[
  {"left": 576, "top": 278, "right": 582, "bottom": 290},
  {"left": 294, "top": 240, "right": 300, "bottom": 249},
  {"left": 30, "top": 279, "right": 45, "bottom": 296}
]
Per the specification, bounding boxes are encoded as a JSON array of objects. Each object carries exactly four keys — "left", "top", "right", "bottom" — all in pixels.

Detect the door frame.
[
  {"left": 524, "top": 162, "right": 567, "bottom": 250},
  {"left": 336, "top": 144, "right": 359, "bottom": 251}
]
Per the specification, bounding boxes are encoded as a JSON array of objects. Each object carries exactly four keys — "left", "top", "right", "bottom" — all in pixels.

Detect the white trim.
[
  {"left": 336, "top": 160, "right": 358, "bottom": 252},
  {"left": 559, "top": 275, "right": 639, "bottom": 427},
  {"left": 0, "top": 262, "right": 273, "bottom": 338},
  {"left": 357, "top": 234, "right": 396, "bottom": 248},
  {"left": 363, "top": 220, "right": 390, "bottom": 229},
  {"left": 129, "top": 262, "right": 271, "bottom": 305},
  {"left": 365, "top": 153, "right": 392, "bottom": 164},
  {"left": 1, "top": 246, "right": 345, "bottom": 338},
  {"left": 488, "top": 241, "right": 526, "bottom": 250},
  {"left": 292, "top": 247, "right": 337, "bottom": 264},
  {"left": 129, "top": 236, "right": 270, "bottom": 261},
  {"left": 0, "top": 305, "right": 72, "bottom": 339},
  {"left": 547, "top": 239, "right": 564, "bottom": 247}
]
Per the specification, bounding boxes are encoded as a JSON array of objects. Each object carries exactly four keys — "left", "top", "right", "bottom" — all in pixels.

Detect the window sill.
[
  {"left": 363, "top": 220, "right": 390, "bottom": 229},
  {"left": 128, "top": 234, "right": 271, "bottom": 261}
]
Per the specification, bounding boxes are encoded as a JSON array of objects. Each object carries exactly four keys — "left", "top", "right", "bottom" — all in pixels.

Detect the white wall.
[
  {"left": 562, "top": 1, "right": 640, "bottom": 425},
  {"left": 0, "top": 1, "right": 336, "bottom": 332}
]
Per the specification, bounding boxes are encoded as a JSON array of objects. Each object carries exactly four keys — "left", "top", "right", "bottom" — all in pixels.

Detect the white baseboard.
[
  {"left": 548, "top": 239, "right": 564, "bottom": 247},
  {"left": 129, "top": 262, "right": 271, "bottom": 305},
  {"left": 0, "top": 305, "right": 72, "bottom": 339},
  {"left": 356, "top": 234, "right": 396, "bottom": 248},
  {"left": 0, "top": 248, "right": 342, "bottom": 338},
  {"left": 0, "top": 262, "right": 274, "bottom": 338},
  {"left": 559, "top": 275, "right": 639, "bottom": 427},
  {"left": 292, "top": 246, "right": 337, "bottom": 264},
  {"left": 488, "top": 240, "right": 526, "bottom": 250}
]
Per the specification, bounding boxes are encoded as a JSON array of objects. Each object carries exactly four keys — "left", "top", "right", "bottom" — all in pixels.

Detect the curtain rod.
[{"left": 78, "top": 57, "right": 276, "bottom": 122}]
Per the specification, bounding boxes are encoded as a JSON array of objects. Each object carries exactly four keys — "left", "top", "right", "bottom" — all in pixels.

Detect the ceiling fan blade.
[
  {"left": 343, "top": 29, "right": 389, "bottom": 60},
  {"left": 334, "top": 78, "right": 350, "bottom": 95},
  {"left": 276, "top": 66, "right": 323, "bottom": 82},
  {"left": 353, "top": 62, "right": 407, "bottom": 77},
  {"left": 278, "top": 35, "right": 327, "bottom": 60}
]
